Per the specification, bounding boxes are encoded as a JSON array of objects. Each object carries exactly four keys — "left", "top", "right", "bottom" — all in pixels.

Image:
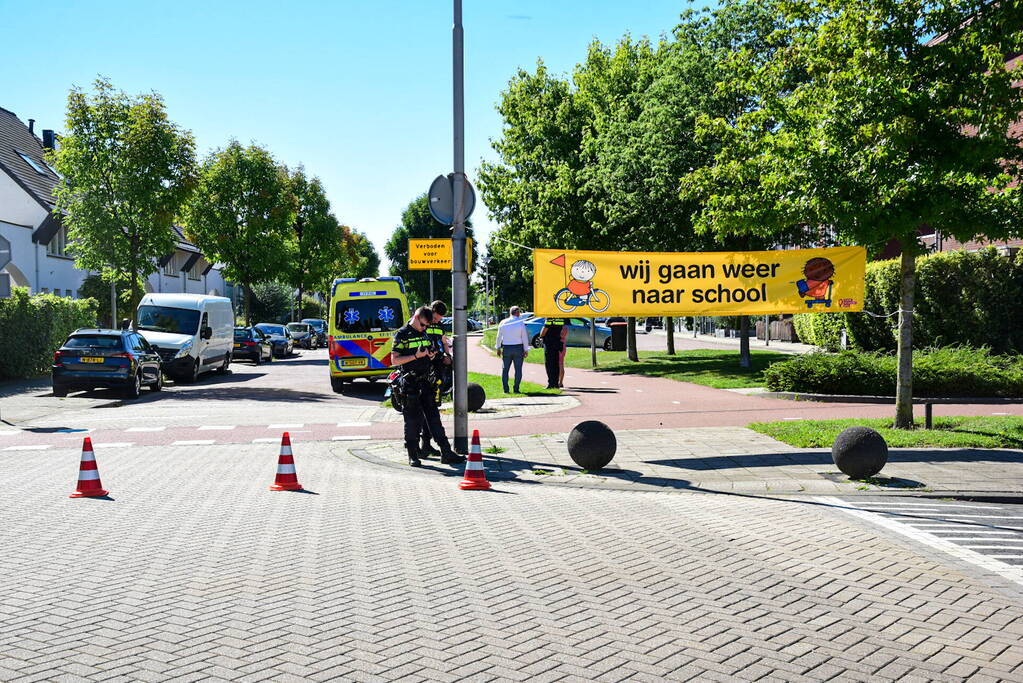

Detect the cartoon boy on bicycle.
[{"left": 553, "top": 258, "right": 610, "bottom": 313}]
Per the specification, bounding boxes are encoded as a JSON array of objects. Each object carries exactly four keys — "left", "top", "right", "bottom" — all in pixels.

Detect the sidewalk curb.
[{"left": 346, "top": 445, "right": 1023, "bottom": 498}]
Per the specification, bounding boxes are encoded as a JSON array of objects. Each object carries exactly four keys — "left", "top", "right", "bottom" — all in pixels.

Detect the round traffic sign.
[{"left": 428, "top": 174, "right": 476, "bottom": 226}]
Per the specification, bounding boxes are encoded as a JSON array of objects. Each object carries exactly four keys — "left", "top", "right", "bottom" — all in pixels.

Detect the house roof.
[{"left": 0, "top": 106, "right": 58, "bottom": 210}]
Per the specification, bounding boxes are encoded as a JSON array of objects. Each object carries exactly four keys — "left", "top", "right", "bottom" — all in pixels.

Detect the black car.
[
  {"left": 233, "top": 327, "right": 273, "bottom": 364},
  {"left": 255, "top": 323, "right": 294, "bottom": 358},
  {"left": 300, "top": 318, "right": 328, "bottom": 348},
  {"left": 52, "top": 329, "right": 163, "bottom": 398}
]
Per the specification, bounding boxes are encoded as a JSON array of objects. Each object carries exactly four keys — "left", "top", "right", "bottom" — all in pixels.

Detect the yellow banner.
[
  {"left": 408, "top": 238, "right": 473, "bottom": 271},
  {"left": 532, "top": 246, "right": 866, "bottom": 317}
]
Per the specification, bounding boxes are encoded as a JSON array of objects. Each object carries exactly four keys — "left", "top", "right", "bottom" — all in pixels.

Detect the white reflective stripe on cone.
[
  {"left": 465, "top": 461, "right": 484, "bottom": 471},
  {"left": 80, "top": 452, "right": 96, "bottom": 462},
  {"left": 277, "top": 464, "right": 296, "bottom": 474},
  {"left": 280, "top": 446, "right": 293, "bottom": 456},
  {"left": 78, "top": 470, "right": 100, "bottom": 480}
]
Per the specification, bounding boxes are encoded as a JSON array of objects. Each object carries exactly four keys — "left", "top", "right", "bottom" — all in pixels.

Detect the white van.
[{"left": 136, "top": 293, "right": 235, "bottom": 382}]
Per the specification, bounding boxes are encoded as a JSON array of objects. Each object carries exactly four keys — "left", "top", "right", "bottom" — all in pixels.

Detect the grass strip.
[{"left": 749, "top": 416, "right": 1023, "bottom": 449}]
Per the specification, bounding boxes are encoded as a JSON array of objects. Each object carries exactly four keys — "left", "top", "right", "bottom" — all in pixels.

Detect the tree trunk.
[
  {"left": 296, "top": 284, "right": 304, "bottom": 322},
  {"left": 128, "top": 240, "right": 141, "bottom": 329},
  {"left": 665, "top": 316, "right": 675, "bottom": 355},
  {"left": 244, "top": 282, "right": 252, "bottom": 326},
  {"left": 894, "top": 242, "right": 916, "bottom": 429},
  {"left": 739, "top": 315, "right": 751, "bottom": 368},
  {"left": 627, "top": 317, "right": 638, "bottom": 362}
]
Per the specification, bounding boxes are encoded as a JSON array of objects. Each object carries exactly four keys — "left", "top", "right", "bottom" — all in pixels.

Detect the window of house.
[
  {"left": 46, "top": 226, "right": 67, "bottom": 257},
  {"left": 15, "top": 150, "right": 48, "bottom": 176},
  {"left": 162, "top": 254, "right": 178, "bottom": 277},
  {"left": 65, "top": 289, "right": 73, "bottom": 298},
  {"left": 187, "top": 258, "right": 202, "bottom": 280}
]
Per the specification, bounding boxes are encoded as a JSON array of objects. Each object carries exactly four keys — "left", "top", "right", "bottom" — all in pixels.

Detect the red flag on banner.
[{"left": 550, "top": 254, "right": 566, "bottom": 268}]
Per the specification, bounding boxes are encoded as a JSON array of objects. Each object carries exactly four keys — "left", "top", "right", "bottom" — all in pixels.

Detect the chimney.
[
  {"left": 42, "top": 130, "right": 56, "bottom": 150},
  {"left": 28, "top": 119, "right": 35, "bottom": 134}
]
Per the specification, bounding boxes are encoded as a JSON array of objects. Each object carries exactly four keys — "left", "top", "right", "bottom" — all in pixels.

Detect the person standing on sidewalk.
[
  {"left": 539, "top": 316, "right": 568, "bottom": 389},
  {"left": 495, "top": 306, "right": 529, "bottom": 393},
  {"left": 419, "top": 300, "right": 452, "bottom": 458},
  {"left": 391, "top": 306, "right": 465, "bottom": 468}
]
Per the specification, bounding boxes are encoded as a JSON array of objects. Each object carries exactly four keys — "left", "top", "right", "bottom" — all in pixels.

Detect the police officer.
[
  {"left": 391, "top": 306, "right": 465, "bottom": 467},
  {"left": 419, "top": 300, "right": 452, "bottom": 457},
  {"left": 539, "top": 317, "right": 567, "bottom": 389}
]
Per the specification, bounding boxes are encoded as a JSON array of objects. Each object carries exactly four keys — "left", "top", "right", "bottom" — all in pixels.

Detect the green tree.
[
  {"left": 249, "top": 281, "right": 293, "bottom": 324},
  {"left": 183, "top": 142, "right": 297, "bottom": 324},
  {"left": 383, "top": 194, "right": 475, "bottom": 307},
  {"left": 50, "top": 78, "right": 197, "bottom": 325},
  {"left": 286, "top": 167, "right": 347, "bottom": 319},
  {"left": 682, "top": 0, "right": 1023, "bottom": 427}
]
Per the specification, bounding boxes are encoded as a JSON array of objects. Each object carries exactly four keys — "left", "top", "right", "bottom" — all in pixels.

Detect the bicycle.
[{"left": 554, "top": 288, "right": 611, "bottom": 313}]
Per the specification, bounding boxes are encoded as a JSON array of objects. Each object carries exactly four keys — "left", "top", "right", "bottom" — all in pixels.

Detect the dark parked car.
[
  {"left": 233, "top": 327, "right": 273, "bottom": 364},
  {"left": 255, "top": 323, "right": 294, "bottom": 358},
  {"left": 525, "top": 317, "right": 613, "bottom": 350},
  {"left": 300, "top": 318, "right": 328, "bottom": 347},
  {"left": 286, "top": 322, "right": 314, "bottom": 349},
  {"left": 52, "top": 328, "right": 163, "bottom": 398}
]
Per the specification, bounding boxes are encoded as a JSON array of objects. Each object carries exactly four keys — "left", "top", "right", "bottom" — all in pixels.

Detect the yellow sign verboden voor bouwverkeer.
[
  {"left": 408, "top": 238, "right": 474, "bottom": 271},
  {"left": 532, "top": 246, "right": 866, "bottom": 317}
]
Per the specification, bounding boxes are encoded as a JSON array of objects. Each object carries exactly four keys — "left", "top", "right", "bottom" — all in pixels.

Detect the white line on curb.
[
  {"left": 126, "top": 427, "right": 165, "bottom": 432},
  {"left": 332, "top": 435, "right": 372, "bottom": 441},
  {"left": 91, "top": 442, "right": 133, "bottom": 449},
  {"left": 337, "top": 422, "right": 372, "bottom": 428},
  {"left": 172, "top": 440, "right": 215, "bottom": 446},
  {"left": 3, "top": 444, "right": 51, "bottom": 451},
  {"left": 198, "top": 426, "right": 235, "bottom": 431},
  {"left": 269, "top": 424, "right": 303, "bottom": 429}
]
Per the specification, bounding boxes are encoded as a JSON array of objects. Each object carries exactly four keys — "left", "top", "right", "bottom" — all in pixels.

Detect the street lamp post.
[{"left": 450, "top": 0, "right": 469, "bottom": 454}]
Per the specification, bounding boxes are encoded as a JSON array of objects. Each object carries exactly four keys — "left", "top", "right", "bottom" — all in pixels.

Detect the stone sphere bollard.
[
  {"left": 467, "top": 383, "right": 486, "bottom": 413},
  {"left": 832, "top": 426, "right": 888, "bottom": 479},
  {"left": 567, "top": 420, "right": 617, "bottom": 470}
]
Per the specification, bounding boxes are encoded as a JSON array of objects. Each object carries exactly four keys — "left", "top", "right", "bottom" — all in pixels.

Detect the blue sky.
[{"left": 2, "top": 0, "right": 704, "bottom": 267}]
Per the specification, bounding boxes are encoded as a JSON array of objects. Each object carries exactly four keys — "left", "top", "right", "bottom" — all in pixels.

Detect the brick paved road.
[{"left": 3, "top": 442, "right": 1023, "bottom": 681}]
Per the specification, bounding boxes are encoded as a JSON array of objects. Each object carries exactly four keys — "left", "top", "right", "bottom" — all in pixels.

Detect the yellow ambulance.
[{"left": 328, "top": 276, "right": 409, "bottom": 392}]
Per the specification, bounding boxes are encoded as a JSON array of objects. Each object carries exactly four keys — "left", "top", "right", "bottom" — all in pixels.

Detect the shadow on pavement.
[{"left": 647, "top": 449, "right": 1023, "bottom": 471}]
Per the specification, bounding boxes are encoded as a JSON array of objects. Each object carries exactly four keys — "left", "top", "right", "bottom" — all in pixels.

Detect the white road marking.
[
  {"left": 91, "top": 442, "right": 133, "bottom": 449},
  {"left": 914, "top": 529, "right": 1019, "bottom": 535},
  {"left": 961, "top": 545, "right": 1023, "bottom": 550},
  {"left": 932, "top": 537, "right": 1023, "bottom": 542},
  {"left": 945, "top": 515, "right": 1023, "bottom": 520},
  {"left": 198, "top": 425, "right": 235, "bottom": 431},
  {"left": 635, "top": 389, "right": 643, "bottom": 393},
  {"left": 332, "top": 435, "right": 372, "bottom": 441},
  {"left": 0, "top": 431, "right": 20, "bottom": 436},
  {"left": 3, "top": 444, "right": 51, "bottom": 451},
  {"left": 989, "top": 555, "right": 1023, "bottom": 560},
  {"left": 171, "top": 440, "right": 215, "bottom": 446},
  {"left": 783, "top": 417, "right": 802, "bottom": 421},
  {"left": 126, "top": 427, "right": 165, "bottom": 432},
  {"left": 857, "top": 502, "right": 1004, "bottom": 509},
  {"left": 269, "top": 424, "right": 303, "bottom": 429},
  {"left": 816, "top": 497, "right": 1023, "bottom": 586},
  {"left": 991, "top": 412, "right": 1010, "bottom": 415},
  {"left": 337, "top": 422, "right": 372, "bottom": 428}
]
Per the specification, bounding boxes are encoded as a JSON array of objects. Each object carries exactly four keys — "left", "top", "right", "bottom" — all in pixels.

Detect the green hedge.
[
  {"left": 793, "top": 248, "right": 1023, "bottom": 353},
  {"left": 0, "top": 288, "right": 98, "bottom": 379},
  {"left": 763, "top": 347, "right": 1023, "bottom": 398}
]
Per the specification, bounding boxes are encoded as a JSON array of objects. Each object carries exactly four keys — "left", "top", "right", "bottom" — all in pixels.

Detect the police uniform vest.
[
  {"left": 392, "top": 324, "right": 433, "bottom": 374},
  {"left": 543, "top": 318, "right": 567, "bottom": 344},
  {"left": 426, "top": 324, "right": 445, "bottom": 353}
]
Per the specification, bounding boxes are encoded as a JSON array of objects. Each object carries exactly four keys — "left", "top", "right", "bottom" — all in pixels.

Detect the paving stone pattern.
[{"left": 2, "top": 442, "right": 1023, "bottom": 681}]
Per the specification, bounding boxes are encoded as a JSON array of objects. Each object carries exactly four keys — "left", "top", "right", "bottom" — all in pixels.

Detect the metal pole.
[
  {"left": 429, "top": 269, "right": 434, "bottom": 303},
  {"left": 590, "top": 318, "right": 597, "bottom": 367},
  {"left": 764, "top": 314, "right": 770, "bottom": 347},
  {"left": 450, "top": 0, "right": 469, "bottom": 454}
]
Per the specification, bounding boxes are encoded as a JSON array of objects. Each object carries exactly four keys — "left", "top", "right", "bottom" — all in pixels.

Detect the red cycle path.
[{"left": 457, "top": 338, "right": 1023, "bottom": 435}]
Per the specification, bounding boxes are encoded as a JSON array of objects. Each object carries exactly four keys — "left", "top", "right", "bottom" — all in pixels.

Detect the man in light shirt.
[{"left": 495, "top": 306, "right": 530, "bottom": 393}]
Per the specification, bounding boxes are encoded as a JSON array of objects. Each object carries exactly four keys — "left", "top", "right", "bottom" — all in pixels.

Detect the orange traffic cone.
[
  {"left": 270, "top": 432, "right": 303, "bottom": 491},
  {"left": 459, "top": 430, "right": 492, "bottom": 491},
  {"left": 70, "top": 437, "right": 109, "bottom": 498}
]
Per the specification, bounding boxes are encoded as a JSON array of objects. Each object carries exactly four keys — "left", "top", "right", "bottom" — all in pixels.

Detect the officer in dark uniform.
[
  {"left": 540, "top": 317, "right": 567, "bottom": 389},
  {"left": 419, "top": 300, "right": 452, "bottom": 457},
  {"left": 391, "top": 306, "right": 465, "bottom": 467}
]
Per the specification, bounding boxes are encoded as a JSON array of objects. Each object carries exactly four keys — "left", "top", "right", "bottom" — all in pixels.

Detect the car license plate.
[
  {"left": 233, "top": 343, "right": 241, "bottom": 348},
  {"left": 340, "top": 358, "right": 367, "bottom": 367},
  {"left": 79, "top": 357, "right": 104, "bottom": 363}
]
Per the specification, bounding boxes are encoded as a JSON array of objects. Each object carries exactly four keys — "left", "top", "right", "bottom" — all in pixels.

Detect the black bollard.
[
  {"left": 567, "top": 420, "right": 617, "bottom": 470},
  {"left": 832, "top": 426, "right": 888, "bottom": 479}
]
